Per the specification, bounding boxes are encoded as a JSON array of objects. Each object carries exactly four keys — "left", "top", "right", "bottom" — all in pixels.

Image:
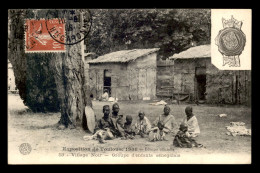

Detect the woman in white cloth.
[{"left": 182, "top": 106, "right": 200, "bottom": 137}]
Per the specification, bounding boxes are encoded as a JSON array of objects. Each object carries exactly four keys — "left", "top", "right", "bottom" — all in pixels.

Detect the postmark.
[
  {"left": 25, "top": 19, "right": 66, "bottom": 53},
  {"left": 9, "top": 8, "right": 252, "bottom": 165},
  {"left": 9, "top": 9, "right": 28, "bottom": 19},
  {"left": 8, "top": 10, "right": 28, "bottom": 52},
  {"left": 45, "top": 9, "right": 92, "bottom": 45},
  {"left": 19, "top": 143, "right": 32, "bottom": 155}
]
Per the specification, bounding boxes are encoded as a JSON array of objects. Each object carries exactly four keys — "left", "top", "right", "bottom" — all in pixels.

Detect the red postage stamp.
[{"left": 25, "top": 19, "right": 66, "bottom": 53}]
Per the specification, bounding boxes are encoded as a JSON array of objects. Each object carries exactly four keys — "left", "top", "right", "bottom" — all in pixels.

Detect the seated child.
[
  {"left": 111, "top": 103, "right": 125, "bottom": 138},
  {"left": 122, "top": 115, "right": 135, "bottom": 140},
  {"left": 134, "top": 111, "right": 151, "bottom": 138},
  {"left": 173, "top": 123, "right": 203, "bottom": 148},
  {"left": 92, "top": 105, "right": 116, "bottom": 143},
  {"left": 182, "top": 106, "right": 200, "bottom": 137},
  {"left": 148, "top": 105, "right": 177, "bottom": 142},
  {"left": 148, "top": 121, "right": 167, "bottom": 141}
]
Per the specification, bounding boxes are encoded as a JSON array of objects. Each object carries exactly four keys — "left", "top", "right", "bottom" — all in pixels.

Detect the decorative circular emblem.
[
  {"left": 19, "top": 143, "right": 32, "bottom": 155},
  {"left": 216, "top": 27, "right": 246, "bottom": 56},
  {"left": 215, "top": 16, "right": 247, "bottom": 67}
]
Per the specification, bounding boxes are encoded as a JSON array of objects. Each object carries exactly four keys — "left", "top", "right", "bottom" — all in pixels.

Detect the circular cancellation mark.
[
  {"left": 45, "top": 9, "right": 92, "bottom": 45},
  {"left": 19, "top": 143, "right": 32, "bottom": 155}
]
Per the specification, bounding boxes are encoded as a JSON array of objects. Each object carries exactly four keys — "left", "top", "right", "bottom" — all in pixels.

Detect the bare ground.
[{"left": 8, "top": 94, "right": 251, "bottom": 164}]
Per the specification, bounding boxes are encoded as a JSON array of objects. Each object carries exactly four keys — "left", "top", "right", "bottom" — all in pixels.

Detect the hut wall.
[
  {"left": 174, "top": 59, "right": 195, "bottom": 94},
  {"left": 173, "top": 58, "right": 251, "bottom": 105},
  {"left": 127, "top": 53, "right": 157, "bottom": 100},
  {"left": 173, "top": 58, "right": 209, "bottom": 101},
  {"left": 206, "top": 62, "right": 251, "bottom": 105},
  {"left": 156, "top": 59, "right": 175, "bottom": 98},
  {"left": 88, "top": 63, "right": 128, "bottom": 100}
]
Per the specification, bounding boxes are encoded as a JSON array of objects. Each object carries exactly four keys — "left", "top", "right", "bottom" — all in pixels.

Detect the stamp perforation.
[{"left": 24, "top": 18, "right": 66, "bottom": 53}]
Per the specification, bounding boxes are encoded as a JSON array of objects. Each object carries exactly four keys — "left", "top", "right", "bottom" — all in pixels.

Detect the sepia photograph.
[{"left": 7, "top": 9, "right": 251, "bottom": 164}]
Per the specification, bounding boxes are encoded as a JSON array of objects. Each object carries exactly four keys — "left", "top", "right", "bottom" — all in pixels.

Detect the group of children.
[{"left": 92, "top": 103, "right": 202, "bottom": 148}]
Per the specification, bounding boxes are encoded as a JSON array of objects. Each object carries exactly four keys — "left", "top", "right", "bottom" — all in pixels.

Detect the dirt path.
[{"left": 8, "top": 94, "right": 251, "bottom": 164}]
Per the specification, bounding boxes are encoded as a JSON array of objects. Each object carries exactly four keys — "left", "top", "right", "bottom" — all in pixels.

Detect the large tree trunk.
[
  {"left": 8, "top": 9, "right": 92, "bottom": 129},
  {"left": 48, "top": 9, "right": 92, "bottom": 129},
  {"left": 50, "top": 44, "right": 92, "bottom": 129},
  {"left": 8, "top": 10, "right": 27, "bottom": 103},
  {"left": 8, "top": 10, "right": 60, "bottom": 112}
]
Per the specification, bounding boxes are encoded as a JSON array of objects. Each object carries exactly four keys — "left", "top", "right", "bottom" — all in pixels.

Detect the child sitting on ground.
[
  {"left": 183, "top": 106, "right": 200, "bottom": 137},
  {"left": 173, "top": 123, "right": 203, "bottom": 148},
  {"left": 134, "top": 111, "right": 151, "bottom": 138},
  {"left": 91, "top": 105, "right": 115, "bottom": 144},
  {"left": 148, "top": 105, "right": 177, "bottom": 142},
  {"left": 122, "top": 115, "right": 136, "bottom": 140},
  {"left": 149, "top": 121, "right": 168, "bottom": 141}
]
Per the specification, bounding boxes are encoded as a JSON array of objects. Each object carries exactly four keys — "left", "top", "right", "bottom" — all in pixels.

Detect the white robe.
[{"left": 183, "top": 116, "right": 200, "bottom": 137}]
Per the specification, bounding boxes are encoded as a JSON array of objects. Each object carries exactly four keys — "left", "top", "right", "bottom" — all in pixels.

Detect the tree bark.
[
  {"left": 8, "top": 10, "right": 60, "bottom": 112},
  {"left": 8, "top": 9, "right": 92, "bottom": 129},
  {"left": 50, "top": 44, "right": 92, "bottom": 129},
  {"left": 8, "top": 10, "right": 27, "bottom": 102},
  {"left": 48, "top": 9, "right": 92, "bottom": 129}
]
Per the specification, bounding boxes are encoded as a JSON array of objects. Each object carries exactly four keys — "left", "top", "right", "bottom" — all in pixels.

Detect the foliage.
[
  {"left": 8, "top": 9, "right": 211, "bottom": 113},
  {"left": 86, "top": 9, "right": 211, "bottom": 59},
  {"left": 25, "top": 55, "right": 60, "bottom": 112}
]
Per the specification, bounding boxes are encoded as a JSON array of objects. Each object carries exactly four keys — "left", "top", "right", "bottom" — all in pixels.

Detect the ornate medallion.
[{"left": 215, "top": 16, "right": 246, "bottom": 67}]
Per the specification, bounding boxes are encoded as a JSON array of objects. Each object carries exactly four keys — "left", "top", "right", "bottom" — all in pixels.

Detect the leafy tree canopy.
[{"left": 86, "top": 9, "right": 210, "bottom": 59}]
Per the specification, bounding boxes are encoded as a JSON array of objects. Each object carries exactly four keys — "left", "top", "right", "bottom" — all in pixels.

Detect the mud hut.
[
  {"left": 83, "top": 52, "right": 97, "bottom": 84},
  {"left": 156, "top": 59, "right": 175, "bottom": 99},
  {"left": 168, "top": 45, "right": 251, "bottom": 105},
  {"left": 88, "top": 48, "right": 159, "bottom": 101}
]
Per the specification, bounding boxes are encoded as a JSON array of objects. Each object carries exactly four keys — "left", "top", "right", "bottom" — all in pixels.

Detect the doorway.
[
  {"left": 104, "top": 69, "right": 111, "bottom": 96},
  {"left": 195, "top": 67, "right": 206, "bottom": 100}
]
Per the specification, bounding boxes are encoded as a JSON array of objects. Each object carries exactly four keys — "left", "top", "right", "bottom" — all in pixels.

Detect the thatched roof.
[
  {"left": 88, "top": 48, "right": 159, "bottom": 64},
  {"left": 169, "top": 44, "right": 210, "bottom": 59}
]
